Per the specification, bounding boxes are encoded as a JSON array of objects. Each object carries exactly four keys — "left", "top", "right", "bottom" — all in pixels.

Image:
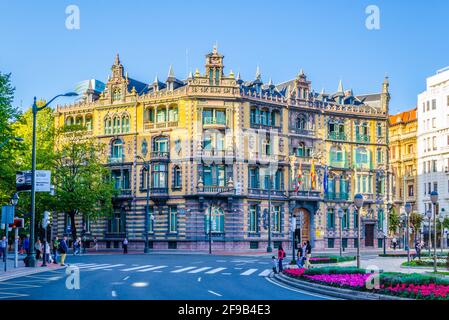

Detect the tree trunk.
[{"left": 69, "top": 212, "right": 77, "bottom": 242}]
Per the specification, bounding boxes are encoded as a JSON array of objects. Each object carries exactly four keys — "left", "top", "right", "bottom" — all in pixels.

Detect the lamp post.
[
  {"left": 137, "top": 152, "right": 150, "bottom": 254},
  {"left": 41, "top": 211, "right": 50, "bottom": 267},
  {"left": 28, "top": 93, "right": 78, "bottom": 268},
  {"left": 404, "top": 202, "right": 412, "bottom": 264},
  {"left": 439, "top": 208, "right": 446, "bottom": 254},
  {"left": 354, "top": 194, "right": 364, "bottom": 268},
  {"left": 430, "top": 191, "right": 438, "bottom": 273},
  {"left": 426, "top": 209, "right": 432, "bottom": 256},
  {"left": 337, "top": 208, "right": 344, "bottom": 257}
]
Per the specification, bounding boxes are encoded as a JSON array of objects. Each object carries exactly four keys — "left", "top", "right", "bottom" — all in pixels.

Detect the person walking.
[
  {"left": 414, "top": 241, "right": 422, "bottom": 260},
  {"left": 123, "top": 238, "right": 128, "bottom": 254},
  {"left": 23, "top": 235, "right": 30, "bottom": 255},
  {"left": 35, "top": 240, "right": 42, "bottom": 260},
  {"left": 93, "top": 236, "right": 98, "bottom": 251},
  {"left": 392, "top": 237, "right": 398, "bottom": 250},
  {"left": 277, "top": 244, "right": 286, "bottom": 273},
  {"left": 52, "top": 237, "right": 59, "bottom": 264},
  {"left": 296, "top": 245, "right": 304, "bottom": 268},
  {"left": 0, "top": 236, "right": 7, "bottom": 262},
  {"left": 271, "top": 256, "right": 278, "bottom": 274},
  {"left": 305, "top": 240, "right": 312, "bottom": 269},
  {"left": 59, "top": 236, "right": 69, "bottom": 266}
]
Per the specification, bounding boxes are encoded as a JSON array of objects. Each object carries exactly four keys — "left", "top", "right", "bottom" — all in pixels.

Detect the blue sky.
[{"left": 1, "top": 0, "right": 449, "bottom": 114}]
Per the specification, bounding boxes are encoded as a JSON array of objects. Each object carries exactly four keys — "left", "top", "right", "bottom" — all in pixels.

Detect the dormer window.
[{"left": 112, "top": 88, "right": 121, "bottom": 101}]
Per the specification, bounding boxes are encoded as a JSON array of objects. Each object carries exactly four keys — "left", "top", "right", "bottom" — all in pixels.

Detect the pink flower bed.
[
  {"left": 303, "top": 274, "right": 371, "bottom": 288},
  {"left": 284, "top": 268, "right": 305, "bottom": 277},
  {"left": 381, "top": 283, "right": 449, "bottom": 299}
]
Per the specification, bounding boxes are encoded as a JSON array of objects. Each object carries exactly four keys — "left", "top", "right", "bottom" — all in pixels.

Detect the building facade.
[
  {"left": 389, "top": 108, "right": 418, "bottom": 221},
  {"left": 417, "top": 67, "right": 449, "bottom": 223},
  {"left": 52, "top": 47, "right": 390, "bottom": 251}
]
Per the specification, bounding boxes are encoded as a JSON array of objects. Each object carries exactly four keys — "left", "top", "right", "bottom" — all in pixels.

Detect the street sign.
[
  {"left": 16, "top": 170, "right": 51, "bottom": 192},
  {"left": 1, "top": 206, "right": 14, "bottom": 226}
]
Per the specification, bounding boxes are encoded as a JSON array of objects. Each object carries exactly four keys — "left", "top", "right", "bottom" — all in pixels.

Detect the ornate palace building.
[
  {"left": 388, "top": 108, "right": 418, "bottom": 221},
  {"left": 52, "top": 47, "right": 390, "bottom": 251}
]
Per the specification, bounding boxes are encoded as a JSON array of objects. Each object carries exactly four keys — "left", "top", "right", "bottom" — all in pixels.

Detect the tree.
[
  {"left": 52, "top": 125, "right": 116, "bottom": 240},
  {"left": 0, "top": 72, "right": 20, "bottom": 204},
  {"left": 409, "top": 211, "right": 423, "bottom": 243},
  {"left": 388, "top": 207, "right": 400, "bottom": 236}
]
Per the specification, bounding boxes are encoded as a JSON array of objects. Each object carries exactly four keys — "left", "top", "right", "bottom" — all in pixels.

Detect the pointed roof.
[
  {"left": 255, "top": 66, "right": 261, "bottom": 80},
  {"left": 153, "top": 75, "right": 159, "bottom": 84},
  {"left": 114, "top": 53, "right": 120, "bottom": 65},
  {"left": 167, "top": 65, "right": 175, "bottom": 79},
  {"left": 337, "top": 80, "right": 344, "bottom": 93}
]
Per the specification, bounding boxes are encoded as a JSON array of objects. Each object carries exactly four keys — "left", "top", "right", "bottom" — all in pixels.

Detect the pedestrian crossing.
[{"left": 70, "top": 262, "right": 272, "bottom": 277}]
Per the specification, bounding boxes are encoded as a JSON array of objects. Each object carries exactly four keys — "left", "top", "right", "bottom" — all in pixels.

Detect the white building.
[{"left": 417, "top": 67, "right": 449, "bottom": 217}]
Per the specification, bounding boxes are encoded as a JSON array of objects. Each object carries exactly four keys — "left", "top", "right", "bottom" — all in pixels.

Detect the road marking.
[
  {"left": 258, "top": 269, "right": 271, "bottom": 277},
  {"left": 112, "top": 290, "right": 117, "bottom": 297},
  {"left": 216, "top": 260, "right": 227, "bottom": 262},
  {"left": 198, "top": 277, "right": 201, "bottom": 282},
  {"left": 138, "top": 265, "right": 167, "bottom": 272},
  {"left": 75, "top": 264, "right": 101, "bottom": 269},
  {"left": 188, "top": 267, "right": 212, "bottom": 274},
  {"left": 121, "top": 265, "right": 153, "bottom": 271},
  {"left": 131, "top": 282, "right": 149, "bottom": 287},
  {"left": 205, "top": 267, "right": 226, "bottom": 274},
  {"left": 208, "top": 290, "right": 222, "bottom": 297},
  {"left": 123, "top": 276, "right": 130, "bottom": 281},
  {"left": 171, "top": 266, "right": 197, "bottom": 273},
  {"left": 265, "top": 277, "right": 337, "bottom": 300},
  {"left": 88, "top": 264, "right": 125, "bottom": 270},
  {"left": 234, "top": 267, "right": 243, "bottom": 270},
  {"left": 241, "top": 268, "right": 258, "bottom": 276},
  {"left": 222, "top": 273, "right": 232, "bottom": 275}
]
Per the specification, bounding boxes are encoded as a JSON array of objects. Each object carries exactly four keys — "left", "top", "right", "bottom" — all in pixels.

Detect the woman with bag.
[{"left": 277, "top": 244, "right": 286, "bottom": 273}]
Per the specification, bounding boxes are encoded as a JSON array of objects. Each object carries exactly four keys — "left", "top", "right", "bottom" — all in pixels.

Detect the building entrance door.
[
  {"left": 293, "top": 208, "right": 310, "bottom": 248},
  {"left": 365, "top": 224, "right": 375, "bottom": 247}
]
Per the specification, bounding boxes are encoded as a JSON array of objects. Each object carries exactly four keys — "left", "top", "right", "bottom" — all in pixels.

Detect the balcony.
[
  {"left": 290, "top": 128, "right": 315, "bottom": 137},
  {"left": 250, "top": 122, "right": 281, "bottom": 132},
  {"left": 325, "top": 192, "right": 349, "bottom": 201},
  {"left": 201, "top": 149, "right": 226, "bottom": 158},
  {"left": 150, "top": 151, "right": 169, "bottom": 161},
  {"left": 289, "top": 189, "right": 321, "bottom": 200},
  {"left": 355, "top": 134, "right": 370, "bottom": 143},
  {"left": 329, "top": 161, "right": 349, "bottom": 169},
  {"left": 203, "top": 118, "right": 226, "bottom": 126},
  {"left": 196, "top": 186, "right": 235, "bottom": 195},
  {"left": 144, "top": 121, "right": 178, "bottom": 131},
  {"left": 108, "top": 155, "right": 125, "bottom": 164},
  {"left": 115, "top": 189, "right": 132, "bottom": 199},
  {"left": 328, "top": 132, "right": 346, "bottom": 141},
  {"left": 248, "top": 188, "right": 287, "bottom": 197}
]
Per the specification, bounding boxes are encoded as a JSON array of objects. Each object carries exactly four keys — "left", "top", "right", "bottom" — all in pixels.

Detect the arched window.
[
  {"left": 168, "top": 106, "right": 178, "bottom": 122},
  {"left": 113, "top": 116, "right": 121, "bottom": 134},
  {"left": 151, "top": 163, "right": 167, "bottom": 188},
  {"left": 104, "top": 117, "right": 112, "bottom": 134},
  {"left": 275, "top": 169, "right": 283, "bottom": 190},
  {"left": 111, "top": 139, "right": 123, "bottom": 160},
  {"left": 85, "top": 115, "right": 92, "bottom": 130},
  {"left": 112, "top": 88, "right": 121, "bottom": 101},
  {"left": 141, "top": 166, "right": 149, "bottom": 190},
  {"left": 330, "top": 146, "right": 344, "bottom": 166},
  {"left": 173, "top": 166, "right": 181, "bottom": 189},
  {"left": 75, "top": 116, "right": 83, "bottom": 126},
  {"left": 355, "top": 148, "right": 369, "bottom": 164},
  {"left": 154, "top": 137, "right": 168, "bottom": 153},
  {"left": 296, "top": 115, "right": 307, "bottom": 130},
  {"left": 157, "top": 107, "right": 166, "bottom": 123},
  {"left": 376, "top": 122, "right": 382, "bottom": 137},
  {"left": 65, "top": 116, "right": 74, "bottom": 126},
  {"left": 205, "top": 206, "right": 224, "bottom": 233},
  {"left": 121, "top": 115, "right": 130, "bottom": 133}
]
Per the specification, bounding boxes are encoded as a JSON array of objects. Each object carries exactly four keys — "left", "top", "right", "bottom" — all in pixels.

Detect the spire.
[
  {"left": 188, "top": 70, "right": 193, "bottom": 79},
  {"left": 320, "top": 88, "right": 325, "bottom": 95},
  {"left": 255, "top": 66, "right": 261, "bottom": 80},
  {"left": 268, "top": 77, "right": 274, "bottom": 87},
  {"left": 167, "top": 65, "right": 175, "bottom": 79},
  {"left": 195, "top": 68, "right": 200, "bottom": 77},
  {"left": 337, "top": 79, "right": 344, "bottom": 93},
  {"left": 213, "top": 42, "right": 218, "bottom": 54},
  {"left": 114, "top": 53, "right": 120, "bottom": 65},
  {"left": 153, "top": 75, "right": 159, "bottom": 84},
  {"left": 229, "top": 70, "right": 234, "bottom": 78},
  {"left": 236, "top": 72, "right": 241, "bottom": 81},
  {"left": 298, "top": 69, "right": 305, "bottom": 77}
]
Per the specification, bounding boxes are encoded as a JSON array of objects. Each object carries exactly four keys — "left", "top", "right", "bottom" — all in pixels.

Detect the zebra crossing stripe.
[
  {"left": 240, "top": 269, "right": 258, "bottom": 276},
  {"left": 171, "top": 266, "right": 197, "bottom": 273},
  {"left": 121, "top": 265, "right": 153, "bottom": 271},
  {"left": 137, "top": 265, "right": 168, "bottom": 272},
  {"left": 205, "top": 267, "right": 226, "bottom": 274},
  {"left": 188, "top": 267, "right": 212, "bottom": 274},
  {"left": 88, "top": 264, "right": 125, "bottom": 270},
  {"left": 258, "top": 269, "right": 271, "bottom": 277},
  {"left": 76, "top": 264, "right": 106, "bottom": 269}
]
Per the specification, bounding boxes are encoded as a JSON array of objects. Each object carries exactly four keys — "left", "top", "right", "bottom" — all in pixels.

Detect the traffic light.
[{"left": 9, "top": 218, "right": 24, "bottom": 228}]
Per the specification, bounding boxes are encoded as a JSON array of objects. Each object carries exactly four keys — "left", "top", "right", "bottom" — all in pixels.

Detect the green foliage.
[
  {"left": 446, "top": 252, "right": 449, "bottom": 271},
  {"left": 380, "top": 272, "right": 449, "bottom": 286},
  {"left": 388, "top": 207, "right": 400, "bottom": 235},
  {"left": 310, "top": 255, "right": 356, "bottom": 264},
  {"left": 52, "top": 126, "right": 116, "bottom": 240},
  {"left": 303, "top": 266, "right": 366, "bottom": 275}
]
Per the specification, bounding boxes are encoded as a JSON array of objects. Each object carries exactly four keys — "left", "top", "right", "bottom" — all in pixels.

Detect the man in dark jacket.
[{"left": 59, "top": 236, "right": 69, "bottom": 266}]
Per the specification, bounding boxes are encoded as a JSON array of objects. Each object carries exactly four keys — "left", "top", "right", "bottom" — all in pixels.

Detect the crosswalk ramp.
[{"left": 70, "top": 263, "right": 272, "bottom": 277}]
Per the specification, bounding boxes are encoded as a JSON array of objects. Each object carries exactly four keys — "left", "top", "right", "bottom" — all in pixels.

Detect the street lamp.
[
  {"left": 137, "top": 151, "right": 150, "bottom": 254},
  {"left": 28, "top": 92, "right": 78, "bottom": 268},
  {"left": 337, "top": 208, "right": 344, "bottom": 257},
  {"left": 354, "top": 194, "right": 364, "bottom": 268},
  {"left": 430, "top": 191, "right": 438, "bottom": 273},
  {"left": 404, "top": 202, "right": 412, "bottom": 264},
  {"left": 439, "top": 208, "right": 446, "bottom": 254},
  {"left": 426, "top": 209, "right": 432, "bottom": 256}
]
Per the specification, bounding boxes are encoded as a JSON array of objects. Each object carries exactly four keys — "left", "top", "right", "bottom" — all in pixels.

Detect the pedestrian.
[
  {"left": 73, "top": 238, "right": 81, "bottom": 256},
  {"left": 271, "top": 256, "right": 278, "bottom": 274},
  {"left": 93, "top": 236, "right": 98, "bottom": 251},
  {"left": 52, "top": 237, "right": 59, "bottom": 264},
  {"left": 123, "top": 238, "right": 128, "bottom": 254},
  {"left": 23, "top": 235, "right": 30, "bottom": 255},
  {"left": 45, "top": 241, "right": 53, "bottom": 264},
  {"left": 35, "top": 239, "right": 42, "bottom": 260},
  {"left": 392, "top": 237, "right": 398, "bottom": 250},
  {"left": 305, "top": 240, "right": 312, "bottom": 269},
  {"left": 414, "top": 241, "right": 422, "bottom": 260},
  {"left": 277, "top": 244, "right": 286, "bottom": 273},
  {"left": 296, "top": 245, "right": 304, "bottom": 268},
  {"left": 301, "top": 241, "right": 308, "bottom": 269},
  {"left": 59, "top": 236, "right": 69, "bottom": 266},
  {"left": 0, "top": 236, "right": 7, "bottom": 262}
]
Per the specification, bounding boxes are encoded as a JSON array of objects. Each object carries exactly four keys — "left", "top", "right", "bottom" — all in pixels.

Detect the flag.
[
  {"left": 294, "top": 161, "right": 303, "bottom": 192},
  {"left": 310, "top": 159, "right": 316, "bottom": 190},
  {"left": 323, "top": 165, "right": 328, "bottom": 194}
]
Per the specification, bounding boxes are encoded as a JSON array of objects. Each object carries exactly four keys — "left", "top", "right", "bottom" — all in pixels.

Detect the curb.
[
  {"left": 0, "top": 266, "right": 63, "bottom": 282},
  {"left": 272, "top": 273, "right": 411, "bottom": 300}
]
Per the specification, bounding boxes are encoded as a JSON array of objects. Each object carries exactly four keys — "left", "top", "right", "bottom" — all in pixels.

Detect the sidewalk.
[{"left": 0, "top": 254, "right": 62, "bottom": 282}]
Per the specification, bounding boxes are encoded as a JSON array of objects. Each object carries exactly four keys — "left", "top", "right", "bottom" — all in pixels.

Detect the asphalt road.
[{"left": 0, "top": 254, "right": 333, "bottom": 300}]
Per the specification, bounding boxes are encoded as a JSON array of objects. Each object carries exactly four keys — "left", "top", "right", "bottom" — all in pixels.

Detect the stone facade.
[{"left": 52, "top": 47, "right": 390, "bottom": 251}]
